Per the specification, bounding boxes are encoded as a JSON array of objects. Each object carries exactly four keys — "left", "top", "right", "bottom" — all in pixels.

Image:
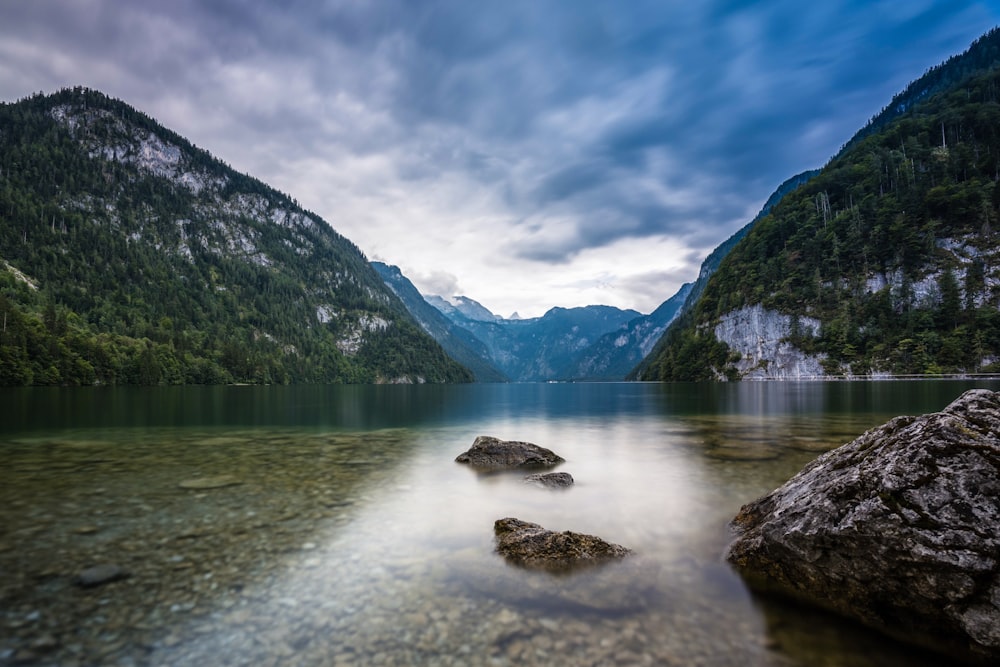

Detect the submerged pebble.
[
  {"left": 74, "top": 564, "right": 129, "bottom": 588},
  {"left": 177, "top": 475, "right": 243, "bottom": 490}
]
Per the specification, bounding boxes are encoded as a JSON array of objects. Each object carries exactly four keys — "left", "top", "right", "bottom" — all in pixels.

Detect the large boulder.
[
  {"left": 494, "top": 517, "right": 630, "bottom": 572},
  {"left": 455, "top": 436, "right": 564, "bottom": 468},
  {"left": 725, "top": 389, "right": 1000, "bottom": 665}
]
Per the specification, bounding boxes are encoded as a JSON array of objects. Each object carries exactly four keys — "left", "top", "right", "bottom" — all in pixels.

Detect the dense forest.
[
  {"left": 0, "top": 87, "right": 472, "bottom": 385},
  {"left": 639, "top": 29, "right": 1000, "bottom": 381}
]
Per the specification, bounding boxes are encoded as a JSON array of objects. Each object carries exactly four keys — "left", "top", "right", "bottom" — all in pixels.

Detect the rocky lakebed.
[
  {"left": 3, "top": 388, "right": 989, "bottom": 666},
  {"left": 0, "top": 427, "right": 766, "bottom": 667}
]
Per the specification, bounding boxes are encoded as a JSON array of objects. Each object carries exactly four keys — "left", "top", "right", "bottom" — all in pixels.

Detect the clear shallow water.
[{"left": 2, "top": 381, "right": 997, "bottom": 666}]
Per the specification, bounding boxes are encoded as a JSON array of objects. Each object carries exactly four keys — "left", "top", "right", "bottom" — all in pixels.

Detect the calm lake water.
[{"left": 2, "top": 380, "right": 998, "bottom": 666}]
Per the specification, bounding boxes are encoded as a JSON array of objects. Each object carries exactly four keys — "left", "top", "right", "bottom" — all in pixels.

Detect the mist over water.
[{"left": 2, "top": 381, "right": 995, "bottom": 666}]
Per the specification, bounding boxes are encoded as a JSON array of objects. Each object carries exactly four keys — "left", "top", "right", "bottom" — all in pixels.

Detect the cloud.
[
  {"left": 405, "top": 268, "right": 462, "bottom": 299},
  {"left": 617, "top": 268, "right": 698, "bottom": 308},
  {"left": 0, "top": 0, "right": 997, "bottom": 318}
]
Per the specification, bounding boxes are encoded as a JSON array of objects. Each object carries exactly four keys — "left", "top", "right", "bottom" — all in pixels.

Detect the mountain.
[
  {"left": 838, "top": 26, "right": 1000, "bottom": 157},
  {"left": 371, "top": 174, "right": 815, "bottom": 384},
  {"left": 425, "top": 296, "right": 640, "bottom": 382},
  {"left": 424, "top": 295, "right": 503, "bottom": 323},
  {"left": 636, "top": 27, "right": 1000, "bottom": 381},
  {"left": 562, "top": 283, "right": 692, "bottom": 381},
  {"left": 0, "top": 87, "right": 472, "bottom": 385},
  {"left": 629, "top": 169, "right": 818, "bottom": 379},
  {"left": 371, "top": 262, "right": 507, "bottom": 382},
  {"left": 681, "top": 170, "right": 820, "bottom": 315}
]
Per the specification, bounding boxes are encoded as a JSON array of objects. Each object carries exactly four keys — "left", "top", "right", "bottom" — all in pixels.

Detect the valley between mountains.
[{"left": 5, "top": 29, "right": 1000, "bottom": 384}]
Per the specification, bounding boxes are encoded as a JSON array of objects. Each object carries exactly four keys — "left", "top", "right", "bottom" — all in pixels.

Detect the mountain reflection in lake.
[{"left": 2, "top": 381, "right": 995, "bottom": 666}]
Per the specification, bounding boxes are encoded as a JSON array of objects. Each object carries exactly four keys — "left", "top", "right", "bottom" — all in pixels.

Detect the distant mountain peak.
[
  {"left": 425, "top": 294, "right": 502, "bottom": 322},
  {"left": 396, "top": 274, "right": 660, "bottom": 381},
  {"left": 371, "top": 262, "right": 507, "bottom": 382}
]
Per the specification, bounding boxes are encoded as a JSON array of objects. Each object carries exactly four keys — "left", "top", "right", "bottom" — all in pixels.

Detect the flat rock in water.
[
  {"left": 725, "top": 389, "right": 1000, "bottom": 665},
  {"left": 494, "top": 517, "right": 630, "bottom": 571},
  {"left": 523, "top": 472, "right": 575, "bottom": 488},
  {"left": 455, "top": 436, "right": 564, "bottom": 468},
  {"left": 178, "top": 475, "right": 243, "bottom": 490},
  {"left": 75, "top": 564, "right": 129, "bottom": 588}
]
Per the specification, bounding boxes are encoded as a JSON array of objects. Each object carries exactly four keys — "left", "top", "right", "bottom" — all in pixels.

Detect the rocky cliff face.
[
  {"left": 701, "top": 230, "right": 1000, "bottom": 380},
  {"left": 631, "top": 171, "right": 818, "bottom": 381},
  {"left": 712, "top": 305, "right": 825, "bottom": 379}
]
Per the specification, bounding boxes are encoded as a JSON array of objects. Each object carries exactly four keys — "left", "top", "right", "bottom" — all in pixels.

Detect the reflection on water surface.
[{"left": 1, "top": 381, "right": 996, "bottom": 666}]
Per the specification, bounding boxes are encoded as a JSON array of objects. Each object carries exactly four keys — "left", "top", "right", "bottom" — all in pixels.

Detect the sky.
[{"left": 1, "top": 1, "right": 999, "bottom": 318}]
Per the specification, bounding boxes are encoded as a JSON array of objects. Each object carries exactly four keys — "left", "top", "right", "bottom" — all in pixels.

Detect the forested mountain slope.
[
  {"left": 0, "top": 87, "right": 472, "bottom": 385},
  {"left": 563, "top": 283, "right": 692, "bottom": 381},
  {"left": 426, "top": 297, "right": 640, "bottom": 382},
  {"left": 630, "top": 170, "right": 817, "bottom": 379},
  {"left": 638, "top": 29, "right": 1000, "bottom": 381},
  {"left": 372, "top": 262, "right": 507, "bottom": 382},
  {"left": 641, "top": 31, "right": 1000, "bottom": 380},
  {"left": 839, "top": 27, "right": 1000, "bottom": 156}
]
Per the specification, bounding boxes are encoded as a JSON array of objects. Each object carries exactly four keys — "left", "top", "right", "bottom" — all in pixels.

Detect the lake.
[{"left": 2, "top": 380, "right": 997, "bottom": 666}]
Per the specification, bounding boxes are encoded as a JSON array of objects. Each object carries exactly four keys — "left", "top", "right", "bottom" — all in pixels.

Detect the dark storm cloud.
[
  {"left": 496, "top": 0, "right": 993, "bottom": 262},
  {"left": 1, "top": 0, "right": 998, "bottom": 315}
]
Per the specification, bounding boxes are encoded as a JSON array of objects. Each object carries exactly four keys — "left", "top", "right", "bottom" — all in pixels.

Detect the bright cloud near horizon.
[{"left": 2, "top": 1, "right": 999, "bottom": 318}]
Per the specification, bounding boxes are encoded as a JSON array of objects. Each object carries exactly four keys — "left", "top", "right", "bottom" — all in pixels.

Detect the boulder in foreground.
[
  {"left": 455, "top": 436, "right": 564, "bottom": 468},
  {"left": 494, "top": 517, "right": 630, "bottom": 571},
  {"left": 725, "top": 389, "right": 1000, "bottom": 665}
]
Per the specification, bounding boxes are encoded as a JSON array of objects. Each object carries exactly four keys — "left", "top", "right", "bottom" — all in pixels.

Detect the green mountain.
[
  {"left": 0, "top": 87, "right": 472, "bottom": 385},
  {"left": 374, "top": 262, "right": 659, "bottom": 381},
  {"left": 839, "top": 27, "right": 1000, "bottom": 157},
  {"left": 638, "top": 27, "right": 1000, "bottom": 381},
  {"left": 424, "top": 296, "right": 641, "bottom": 382},
  {"left": 560, "top": 283, "right": 692, "bottom": 381},
  {"left": 629, "top": 170, "right": 817, "bottom": 379},
  {"left": 677, "top": 170, "right": 820, "bottom": 316},
  {"left": 371, "top": 262, "right": 507, "bottom": 382}
]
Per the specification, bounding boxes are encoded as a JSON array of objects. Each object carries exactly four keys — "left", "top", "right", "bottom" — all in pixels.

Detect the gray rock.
[
  {"left": 75, "top": 564, "right": 130, "bottom": 588},
  {"left": 455, "top": 436, "right": 564, "bottom": 468},
  {"left": 725, "top": 389, "right": 1000, "bottom": 665},
  {"left": 523, "top": 472, "right": 574, "bottom": 488},
  {"left": 494, "top": 518, "right": 630, "bottom": 571}
]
